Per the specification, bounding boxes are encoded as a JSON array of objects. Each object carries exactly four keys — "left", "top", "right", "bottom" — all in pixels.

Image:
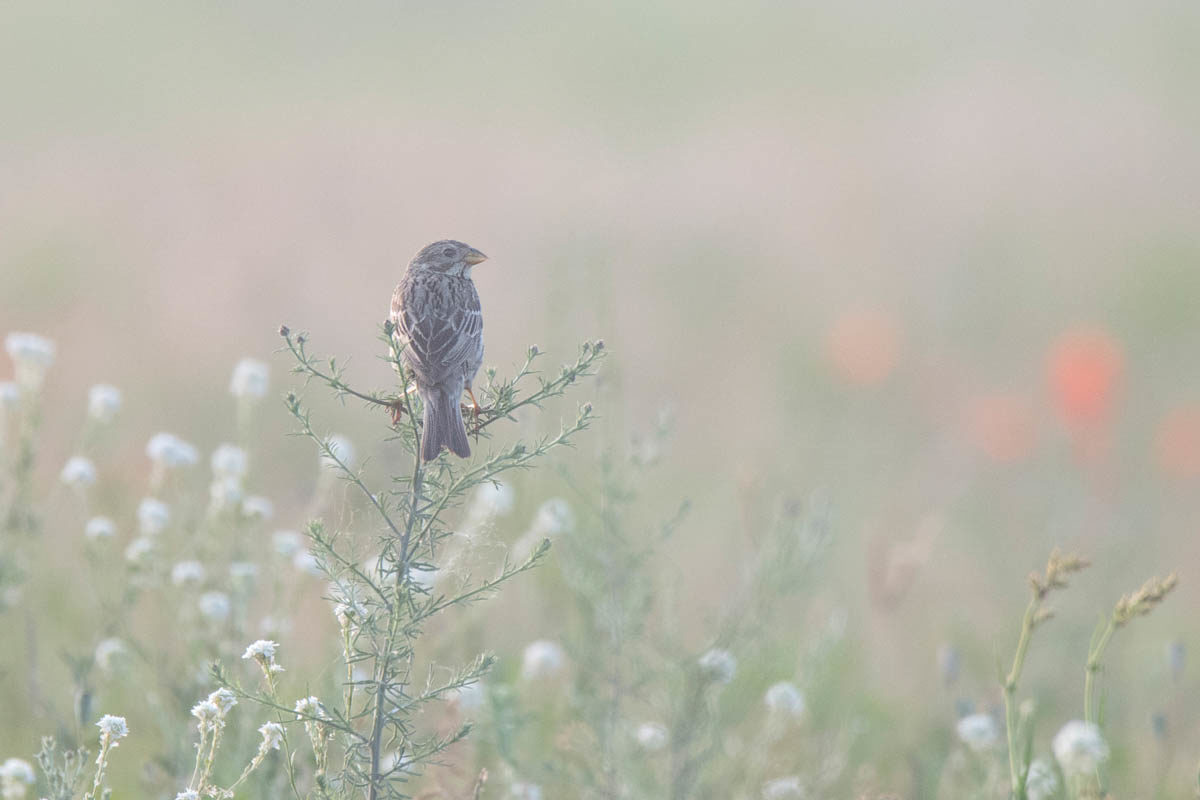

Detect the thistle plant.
[{"left": 209, "top": 325, "right": 604, "bottom": 799}]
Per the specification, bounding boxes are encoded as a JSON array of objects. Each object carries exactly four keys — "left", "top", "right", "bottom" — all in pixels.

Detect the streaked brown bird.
[{"left": 390, "top": 240, "right": 488, "bottom": 461}]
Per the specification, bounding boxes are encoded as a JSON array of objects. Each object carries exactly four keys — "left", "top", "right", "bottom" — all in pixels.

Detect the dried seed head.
[{"left": 1113, "top": 573, "right": 1178, "bottom": 627}]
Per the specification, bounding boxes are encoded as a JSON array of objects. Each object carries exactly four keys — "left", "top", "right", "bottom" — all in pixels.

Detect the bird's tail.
[{"left": 420, "top": 386, "right": 470, "bottom": 462}]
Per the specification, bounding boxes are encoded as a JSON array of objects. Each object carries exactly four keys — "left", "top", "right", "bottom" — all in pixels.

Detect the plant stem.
[
  {"left": 1004, "top": 593, "right": 1040, "bottom": 798},
  {"left": 1084, "top": 618, "right": 1117, "bottom": 725}
]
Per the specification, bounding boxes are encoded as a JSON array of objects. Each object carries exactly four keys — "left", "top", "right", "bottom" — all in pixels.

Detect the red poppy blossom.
[
  {"left": 1047, "top": 329, "right": 1123, "bottom": 429},
  {"left": 825, "top": 308, "right": 902, "bottom": 387}
]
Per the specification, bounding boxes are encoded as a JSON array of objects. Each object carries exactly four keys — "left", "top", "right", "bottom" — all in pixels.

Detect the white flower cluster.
[
  {"left": 138, "top": 497, "right": 170, "bottom": 535},
  {"left": 521, "top": 640, "right": 567, "bottom": 680},
  {"left": 147, "top": 432, "right": 199, "bottom": 469},
  {"left": 294, "top": 695, "right": 325, "bottom": 719},
  {"left": 171, "top": 560, "right": 206, "bottom": 587},
  {"left": 258, "top": 721, "right": 285, "bottom": 752},
  {"left": 243, "top": 639, "right": 284, "bottom": 674},
  {"left": 60, "top": 455, "right": 98, "bottom": 491},
  {"left": 1052, "top": 720, "right": 1109, "bottom": 777},
  {"left": 512, "top": 496, "right": 572, "bottom": 560},
  {"left": 96, "top": 714, "right": 129, "bottom": 741},
  {"left": 95, "top": 638, "right": 127, "bottom": 674},
  {"left": 956, "top": 713, "right": 999, "bottom": 752},
  {"left": 698, "top": 648, "right": 737, "bottom": 684},
  {"left": 85, "top": 516, "right": 117, "bottom": 543},
  {"left": 230, "top": 358, "right": 270, "bottom": 400},
  {"left": 764, "top": 681, "right": 805, "bottom": 719},
  {"left": 319, "top": 434, "right": 355, "bottom": 471},
  {"left": 761, "top": 775, "right": 804, "bottom": 800},
  {"left": 198, "top": 591, "right": 231, "bottom": 621},
  {"left": 87, "top": 384, "right": 122, "bottom": 423},
  {"left": 1025, "top": 757, "right": 1059, "bottom": 800},
  {"left": 0, "top": 758, "right": 36, "bottom": 795},
  {"left": 5, "top": 332, "right": 56, "bottom": 389},
  {"left": 635, "top": 722, "right": 668, "bottom": 751}
]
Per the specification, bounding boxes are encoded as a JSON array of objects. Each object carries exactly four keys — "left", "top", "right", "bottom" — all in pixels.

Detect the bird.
[{"left": 389, "top": 240, "right": 488, "bottom": 461}]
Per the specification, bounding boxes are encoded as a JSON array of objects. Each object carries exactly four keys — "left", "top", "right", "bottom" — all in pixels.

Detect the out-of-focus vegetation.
[{"left": 2, "top": 1, "right": 1199, "bottom": 797}]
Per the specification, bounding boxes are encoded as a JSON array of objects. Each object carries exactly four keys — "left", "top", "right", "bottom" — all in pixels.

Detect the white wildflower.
[
  {"left": 146, "top": 432, "right": 199, "bottom": 468},
  {"left": 60, "top": 455, "right": 97, "bottom": 490},
  {"left": 94, "top": 638, "right": 127, "bottom": 673},
  {"left": 448, "top": 681, "right": 485, "bottom": 712},
  {"left": 124, "top": 536, "right": 154, "bottom": 565},
  {"left": 1053, "top": 720, "right": 1109, "bottom": 776},
  {"left": 258, "top": 721, "right": 284, "bottom": 751},
  {"left": 293, "top": 550, "right": 322, "bottom": 576},
  {"left": 956, "top": 713, "right": 999, "bottom": 752},
  {"left": 230, "top": 358, "right": 270, "bottom": 399},
  {"left": 243, "top": 639, "right": 279, "bottom": 661},
  {"left": 272, "top": 530, "right": 303, "bottom": 557},
  {"left": 1025, "top": 757, "right": 1060, "bottom": 800},
  {"left": 191, "top": 700, "right": 220, "bottom": 726},
  {"left": 531, "top": 498, "right": 573, "bottom": 536},
  {"left": 207, "top": 688, "right": 238, "bottom": 715},
  {"left": 468, "top": 482, "right": 515, "bottom": 522},
  {"left": 137, "top": 497, "right": 170, "bottom": 535},
  {"left": 764, "top": 681, "right": 806, "bottom": 718},
  {"left": 410, "top": 565, "right": 438, "bottom": 592},
  {"left": 334, "top": 599, "right": 366, "bottom": 630},
  {"left": 96, "top": 714, "right": 128, "bottom": 741},
  {"left": 243, "top": 639, "right": 283, "bottom": 673},
  {"left": 84, "top": 516, "right": 117, "bottom": 543},
  {"left": 0, "top": 757, "right": 35, "bottom": 786},
  {"left": 175, "top": 791, "right": 200, "bottom": 800},
  {"left": 242, "top": 495, "right": 274, "bottom": 520},
  {"left": 198, "top": 591, "right": 231, "bottom": 622},
  {"left": 762, "top": 776, "right": 804, "bottom": 800},
  {"left": 521, "top": 640, "right": 567, "bottom": 680},
  {"left": 635, "top": 722, "right": 668, "bottom": 751},
  {"left": 510, "top": 782, "right": 542, "bottom": 800},
  {"left": 5, "top": 332, "right": 56, "bottom": 389},
  {"left": 320, "top": 434, "right": 355, "bottom": 470},
  {"left": 87, "top": 384, "right": 122, "bottom": 423},
  {"left": 170, "top": 560, "right": 206, "bottom": 587},
  {"left": 294, "top": 696, "right": 324, "bottom": 719},
  {"left": 698, "top": 648, "right": 736, "bottom": 684},
  {"left": 210, "top": 444, "right": 248, "bottom": 479}
]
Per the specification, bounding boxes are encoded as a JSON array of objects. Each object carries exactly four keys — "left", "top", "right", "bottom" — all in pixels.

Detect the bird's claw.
[{"left": 388, "top": 399, "right": 406, "bottom": 426}]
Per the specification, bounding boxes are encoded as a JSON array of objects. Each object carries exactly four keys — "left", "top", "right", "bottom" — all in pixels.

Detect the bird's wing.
[{"left": 392, "top": 276, "right": 481, "bottom": 386}]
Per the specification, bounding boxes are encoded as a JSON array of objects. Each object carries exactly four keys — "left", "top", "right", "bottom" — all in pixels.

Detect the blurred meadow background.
[{"left": 3, "top": 1, "right": 1200, "bottom": 798}]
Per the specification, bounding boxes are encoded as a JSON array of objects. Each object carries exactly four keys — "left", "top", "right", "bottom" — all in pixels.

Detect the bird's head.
[{"left": 410, "top": 240, "right": 488, "bottom": 277}]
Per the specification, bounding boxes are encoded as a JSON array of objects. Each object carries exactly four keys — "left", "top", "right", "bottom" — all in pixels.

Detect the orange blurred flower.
[
  {"left": 1155, "top": 406, "right": 1200, "bottom": 480},
  {"left": 965, "top": 393, "right": 1037, "bottom": 463},
  {"left": 825, "top": 308, "right": 902, "bottom": 387},
  {"left": 1047, "top": 328, "right": 1123, "bottom": 429}
]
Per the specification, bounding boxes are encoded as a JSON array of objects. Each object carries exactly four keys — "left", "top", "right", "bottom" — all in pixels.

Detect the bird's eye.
[{"left": 442, "top": 247, "right": 455, "bottom": 257}]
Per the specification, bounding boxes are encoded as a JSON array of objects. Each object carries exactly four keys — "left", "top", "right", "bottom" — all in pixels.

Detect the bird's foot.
[
  {"left": 388, "top": 399, "right": 406, "bottom": 426},
  {"left": 466, "top": 387, "right": 482, "bottom": 438}
]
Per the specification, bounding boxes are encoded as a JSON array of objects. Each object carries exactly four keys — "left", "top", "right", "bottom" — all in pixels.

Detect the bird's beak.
[{"left": 464, "top": 249, "right": 488, "bottom": 266}]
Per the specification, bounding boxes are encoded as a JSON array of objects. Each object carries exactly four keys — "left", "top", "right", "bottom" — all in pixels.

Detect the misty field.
[{"left": 2, "top": 2, "right": 1199, "bottom": 799}]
